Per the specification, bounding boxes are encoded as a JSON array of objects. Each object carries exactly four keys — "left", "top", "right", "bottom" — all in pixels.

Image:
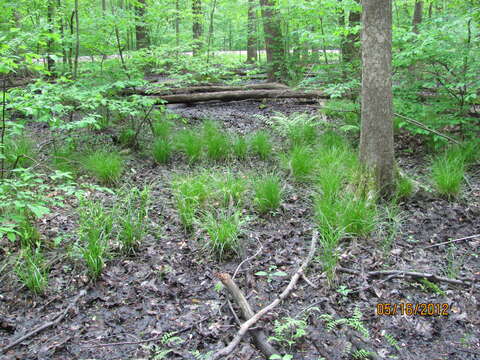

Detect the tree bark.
[
  {"left": 47, "top": 0, "right": 56, "bottom": 74},
  {"left": 259, "top": 0, "right": 285, "bottom": 81},
  {"left": 206, "top": 0, "right": 218, "bottom": 62},
  {"left": 135, "top": 0, "right": 148, "bottom": 49},
  {"left": 342, "top": 0, "right": 361, "bottom": 63},
  {"left": 175, "top": 0, "right": 180, "bottom": 49},
  {"left": 151, "top": 89, "right": 328, "bottom": 104},
  {"left": 412, "top": 1, "right": 424, "bottom": 34},
  {"left": 247, "top": 0, "right": 258, "bottom": 63},
  {"left": 192, "top": 0, "right": 203, "bottom": 55},
  {"left": 73, "top": 0, "right": 79, "bottom": 78},
  {"left": 360, "top": 0, "right": 395, "bottom": 196}
]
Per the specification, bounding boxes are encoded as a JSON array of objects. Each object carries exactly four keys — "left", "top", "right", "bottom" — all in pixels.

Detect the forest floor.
[{"left": 1, "top": 92, "right": 479, "bottom": 360}]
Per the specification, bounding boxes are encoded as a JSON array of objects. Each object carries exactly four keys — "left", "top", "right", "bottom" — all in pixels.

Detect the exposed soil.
[{"left": 1, "top": 98, "right": 479, "bottom": 360}]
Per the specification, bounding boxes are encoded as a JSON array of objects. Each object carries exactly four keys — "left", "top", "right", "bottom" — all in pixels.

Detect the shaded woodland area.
[{"left": 0, "top": 0, "right": 479, "bottom": 359}]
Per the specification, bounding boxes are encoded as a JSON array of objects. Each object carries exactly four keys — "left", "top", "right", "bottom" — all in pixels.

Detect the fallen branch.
[
  {"left": 152, "top": 89, "right": 328, "bottom": 104},
  {"left": 1, "top": 289, "right": 87, "bottom": 354},
  {"left": 423, "top": 234, "right": 480, "bottom": 249},
  {"left": 211, "top": 230, "right": 318, "bottom": 360},
  {"left": 394, "top": 113, "right": 460, "bottom": 144},
  {"left": 337, "top": 267, "right": 478, "bottom": 288}
]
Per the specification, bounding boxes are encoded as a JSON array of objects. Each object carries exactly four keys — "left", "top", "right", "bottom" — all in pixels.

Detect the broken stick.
[
  {"left": 1, "top": 289, "right": 87, "bottom": 354},
  {"left": 211, "top": 230, "right": 318, "bottom": 360}
]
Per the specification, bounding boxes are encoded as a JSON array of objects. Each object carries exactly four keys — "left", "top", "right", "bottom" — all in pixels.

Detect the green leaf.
[
  {"left": 27, "top": 204, "right": 50, "bottom": 218},
  {"left": 255, "top": 271, "right": 268, "bottom": 276}
]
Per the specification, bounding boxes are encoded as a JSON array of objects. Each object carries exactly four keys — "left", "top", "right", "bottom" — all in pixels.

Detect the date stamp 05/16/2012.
[{"left": 376, "top": 303, "right": 450, "bottom": 316}]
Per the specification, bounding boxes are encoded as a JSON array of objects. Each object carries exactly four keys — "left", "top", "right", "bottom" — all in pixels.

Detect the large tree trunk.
[
  {"left": 259, "top": 0, "right": 285, "bottom": 81},
  {"left": 360, "top": 0, "right": 395, "bottom": 196},
  {"left": 135, "top": 0, "right": 148, "bottom": 49},
  {"left": 247, "top": 0, "right": 258, "bottom": 63},
  {"left": 192, "top": 0, "right": 203, "bottom": 55}
]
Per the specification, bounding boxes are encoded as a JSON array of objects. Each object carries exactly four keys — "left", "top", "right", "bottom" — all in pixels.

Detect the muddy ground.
[{"left": 1, "top": 98, "right": 479, "bottom": 360}]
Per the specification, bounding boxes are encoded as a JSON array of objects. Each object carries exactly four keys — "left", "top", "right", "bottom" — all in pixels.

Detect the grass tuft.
[
  {"left": 253, "top": 175, "right": 283, "bottom": 214},
  {"left": 431, "top": 152, "right": 465, "bottom": 198},
  {"left": 250, "top": 131, "right": 272, "bottom": 160},
  {"left": 83, "top": 150, "right": 124, "bottom": 186},
  {"left": 283, "top": 146, "right": 316, "bottom": 182},
  {"left": 202, "top": 121, "right": 230, "bottom": 161},
  {"left": 231, "top": 135, "right": 249, "bottom": 160},
  {"left": 152, "top": 138, "right": 172, "bottom": 164},
  {"left": 15, "top": 247, "right": 48, "bottom": 294},
  {"left": 174, "top": 129, "right": 203, "bottom": 163}
]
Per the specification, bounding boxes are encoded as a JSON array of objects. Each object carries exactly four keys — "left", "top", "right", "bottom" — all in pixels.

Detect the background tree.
[
  {"left": 192, "top": 0, "right": 203, "bottom": 55},
  {"left": 259, "top": 0, "right": 285, "bottom": 81},
  {"left": 360, "top": 0, "right": 395, "bottom": 195},
  {"left": 135, "top": 0, "right": 149, "bottom": 49},
  {"left": 247, "top": 0, "right": 258, "bottom": 63}
]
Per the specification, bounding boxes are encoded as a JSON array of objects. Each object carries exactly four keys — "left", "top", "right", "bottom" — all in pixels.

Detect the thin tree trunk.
[
  {"left": 46, "top": 0, "right": 56, "bottom": 74},
  {"left": 206, "top": 0, "right": 218, "bottom": 62},
  {"left": 73, "top": 0, "right": 79, "bottom": 78},
  {"left": 360, "top": 0, "right": 395, "bottom": 196},
  {"left": 192, "top": 0, "right": 203, "bottom": 55},
  {"left": 259, "top": 0, "right": 285, "bottom": 81},
  {"left": 412, "top": 1, "right": 424, "bottom": 34},
  {"left": 175, "top": 0, "right": 180, "bottom": 49},
  {"left": 68, "top": 10, "right": 74, "bottom": 73},
  {"left": 342, "top": 0, "right": 361, "bottom": 63},
  {"left": 319, "top": 17, "right": 328, "bottom": 65},
  {"left": 135, "top": 0, "right": 148, "bottom": 49},
  {"left": 247, "top": 0, "right": 258, "bottom": 63}
]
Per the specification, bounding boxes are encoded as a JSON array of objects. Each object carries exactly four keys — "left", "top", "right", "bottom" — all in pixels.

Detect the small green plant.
[
  {"left": 253, "top": 175, "right": 283, "bottom": 214},
  {"left": 15, "top": 246, "right": 48, "bottom": 294},
  {"left": 395, "top": 174, "right": 414, "bottom": 200},
  {"left": 320, "top": 307, "right": 369, "bottom": 339},
  {"left": 270, "top": 355, "right": 293, "bottom": 360},
  {"left": 443, "top": 244, "right": 465, "bottom": 279},
  {"left": 318, "top": 226, "right": 342, "bottom": 284},
  {"left": 77, "top": 198, "right": 114, "bottom": 279},
  {"left": 118, "top": 127, "right": 137, "bottom": 148},
  {"left": 200, "top": 210, "right": 245, "bottom": 259},
  {"left": 51, "top": 144, "right": 80, "bottom": 175},
  {"left": 4, "top": 135, "right": 36, "bottom": 169},
  {"left": 202, "top": 121, "right": 230, "bottom": 161},
  {"left": 152, "top": 119, "right": 173, "bottom": 139},
  {"left": 418, "top": 278, "right": 446, "bottom": 296},
  {"left": 172, "top": 175, "right": 211, "bottom": 230},
  {"left": 83, "top": 150, "right": 124, "bottom": 186},
  {"left": 17, "top": 216, "right": 41, "bottom": 249},
  {"left": 283, "top": 146, "right": 316, "bottom": 182},
  {"left": 215, "top": 172, "right": 247, "bottom": 206},
  {"left": 431, "top": 152, "right": 465, "bottom": 198},
  {"left": 153, "top": 138, "right": 172, "bottom": 164},
  {"left": 174, "top": 129, "right": 203, "bottom": 163},
  {"left": 383, "top": 332, "right": 401, "bottom": 351},
  {"left": 118, "top": 187, "right": 151, "bottom": 253},
  {"left": 250, "top": 131, "right": 272, "bottom": 160},
  {"left": 266, "top": 112, "right": 318, "bottom": 147},
  {"left": 255, "top": 265, "right": 287, "bottom": 282},
  {"left": 231, "top": 135, "right": 249, "bottom": 160},
  {"left": 269, "top": 317, "right": 308, "bottom": 349}
]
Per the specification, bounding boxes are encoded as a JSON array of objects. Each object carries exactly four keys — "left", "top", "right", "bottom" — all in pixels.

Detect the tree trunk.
[
  {"left": 342, "top": 0, "right": 361, "bottom": 63},
  {"left": 412, "top": 1, "right": 423, "bottom": 34},
  {"left": 259, "top": 0, "right": 285, "bottom": 81},
  {"left": 175, "top": 0, "right": 180, "bottom": 49},
  {"left": 192, "top": 0, "right": 203, "bottom": 55},
  {"left": 135, "top": 0, "right": 148, "bottom": 49},
  {"left": 360, "top": 0, "right": 395, "bottom": 196},
  {"left": 101, "top": 0, "right": 106, "bottom": 13},
  {"left": 247, "top": 0, "right": 258, "bottom": 63},
  {"left": 73, "top": 0, "right": 79, "bottom": 78},
  {"left": 47, "top": 0, "right": 56, "bottom": 74},
  {"left": 206, "top": 0, "right": 218, "bottom": 62}
]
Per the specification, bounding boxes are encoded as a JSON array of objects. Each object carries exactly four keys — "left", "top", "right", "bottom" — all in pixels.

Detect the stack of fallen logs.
[{"left": 120, "top": 82, "right": 329, "bottom": 104}]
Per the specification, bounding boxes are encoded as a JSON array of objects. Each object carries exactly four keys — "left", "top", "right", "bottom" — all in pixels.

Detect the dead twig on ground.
[
  {"left": 211, "top": 230, "right": 318, "bottom": 360},
  {"left": 1, "top": 289, "right": 87, "bottom": 354},
  {"left": 423, "top": 234, "right": 479, "bottom": 249},
  {"left": 394, "top": 113, "right": 460, "bottom": 144},
  {"left": 338, "top": 267, "right": 478, "bottom": 288},
  {"left": 232, "top": 240, "right": 263, "bottom": 280}
]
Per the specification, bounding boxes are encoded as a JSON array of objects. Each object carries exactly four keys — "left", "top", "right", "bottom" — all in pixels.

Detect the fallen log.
[
  {"left": 121, "top": 82, "right": 288, "bottom": 96},
  {"left": 153, "top": 89, "right": 329, "bottom": 104}
]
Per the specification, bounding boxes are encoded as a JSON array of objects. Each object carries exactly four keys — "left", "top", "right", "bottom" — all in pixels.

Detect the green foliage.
[
  {"left": 77, "top": 198, "right": 114, "bottom": 279},
  {"left": 215, "top": 172, "right": 247, "bottom": 207},
  {"left": 202, "top": 121, "right": 230, "bottom": 161},
  {"left": 269, "top": 317, "right": 308, "bottom": 349},
  {"left": 418, "top": 278, "right": 446, "bottom": 296},
  {"left": 253, "top": 175, "right": 283, "bottom": 214},
  {"left": 255, "top": 265, "right": 287, "bottom": 282},
  {"left": 174, "top": 129, "right": 203, "bottom": 163},
  {"left": 200, "top": 210, "right": 245, "bottom": 259},
  {"left": 317, "top": 226, "right": 343, "bottom": 284},
  {"left": 153, "top": 118, "right": 174, "bottom": 140},
  {"left": 4, "top": 135, "right": 36, "bottom": 169},
  {"left": 267, "top": 112, "right": 319, "bottom": 147},
  {"left": 282, "top": 146, "right": 316, "bottom": 182},
  {"left": 117, "top": 187, "right": 151, "bottom": 253},
  {"left": 395, "top": 174, "right": 414, "bottom": 200},
  {"left": 431, "top": 151, "right": 465, "bottom": 198},
  {"left": 119, "top": 127, "right": 137, "bottom": 148},
  {"left": 153, "top": 138, "right": 172, "bottom": 164},
  {"left": 83, "top": 150, "right": 124, "bottom": 186},
  {"left": 15, "top": 246, "right": 48, "bottom": 294},
  {"left": 231, "top": 135, "right": 249, "bottom": 160},
  {"left": 249, "top": 131, "right": 273, "bottom": 160},
  {"left": 320, "top": 307, "right": 369, "bottom": 339},
  {"left": 51, "top": 144, "right": 80, "bottom": 176},
  {"left": 18, "top": 216, "right": 41, "bottom": 249}
]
